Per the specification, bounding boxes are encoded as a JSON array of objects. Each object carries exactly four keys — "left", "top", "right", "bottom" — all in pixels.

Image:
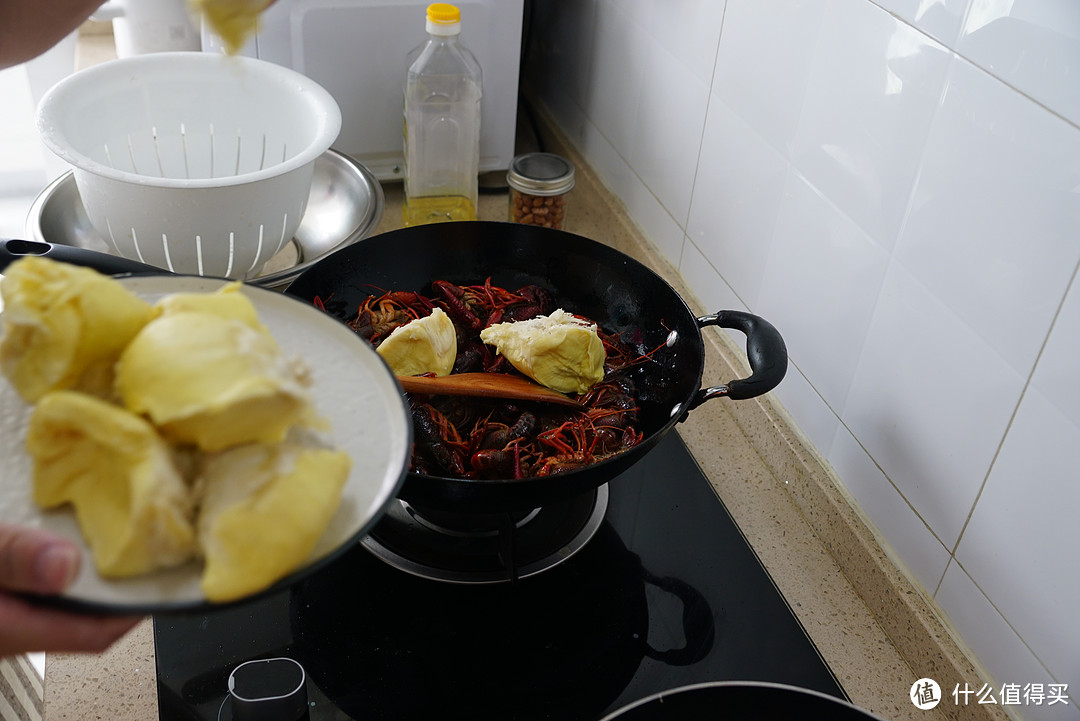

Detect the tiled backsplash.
[{"left": 524, "top": 0, "right": 1079, "bottom": 718}]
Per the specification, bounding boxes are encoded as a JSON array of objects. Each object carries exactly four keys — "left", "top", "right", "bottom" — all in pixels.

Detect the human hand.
[
  {"left": 0, "top": 0, "right": 111, "bottom": 70},
  {"left": 0, "top": 524, "right": 141, "bottom": 657}
]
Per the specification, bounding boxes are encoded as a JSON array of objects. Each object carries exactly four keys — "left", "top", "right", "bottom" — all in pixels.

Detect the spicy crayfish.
[
  {"left": 431, "top": 278, "right": 554, "bottom": 331},
  {"left": 314, "top": 279, "right": 651, "bottom": 480}
]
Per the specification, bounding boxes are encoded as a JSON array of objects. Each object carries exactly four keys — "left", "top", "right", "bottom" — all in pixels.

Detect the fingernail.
[{"left": 35, "top": 543, "right": 81, "bottom": 592}]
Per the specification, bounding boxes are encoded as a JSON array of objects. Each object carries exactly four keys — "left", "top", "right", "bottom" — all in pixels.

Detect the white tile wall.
[
  {"left": 525, "top": 0, "right": 1080, "bottom": 717},
  {"left": 895, "top": 56, "right": 1080, "bottom": 378},
  {"left": 791, "top": 0, "right": 951, "bottom": 249},
  {"left": 956, "top": 386, "right": 1080, "bottom": 701},
  {"left": 876, "top": 0, "right": 970, "bottom": 47},
  {"left": 829, "top": 425, "right": 951, "bottom": 592},
  {"left": 936, "top": 562, "right": 1072, "bottom": 721},
  {"left": 843, "top": 258, "right": 1025, "bottom": 548},
  {"left": 958, "top": 0, "right": 1080, "bottom": 126},
  {"left": 758, "top": 171, "right": 889, "bottom": 412},
  {"left": 687, "top": 100, "right": 785, "bottom": 308},
  {"left": 711, "top": 0, "right": 822, "bottom": 156}
]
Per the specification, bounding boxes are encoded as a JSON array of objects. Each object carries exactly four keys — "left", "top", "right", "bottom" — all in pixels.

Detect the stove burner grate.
[{"left": 361, "top": 485, "right": 608, "bottom": 584}]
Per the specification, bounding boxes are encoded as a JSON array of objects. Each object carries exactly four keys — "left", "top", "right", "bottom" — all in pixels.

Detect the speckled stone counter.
[{"left": 44, "top": 32, "right": 1002, "bottom": 721}]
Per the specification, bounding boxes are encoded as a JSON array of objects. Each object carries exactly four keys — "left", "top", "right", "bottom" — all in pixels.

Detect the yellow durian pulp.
[
  {"left": 196, "top": 438, "right": 350, "bottom": 602},
  {"left": 1, "top": 258, "right": 355, "bottom": 600},
  {"left": 0, "top": 257, "right": 154, "bottom": 402},
  {"left": 190, "top": 0, "right": 274, "bottom": 55},
  {"left": 376, "top": 307, "right": 457, "bottom": 377},
  {"left": 479, "top": 309, "right": 606, "bottom": 395},
  {"left": 25, "top": 390, "right": 196, "bottom": 577},
  {"left": 154, "top": 282, "right": 269, "bottom": 335},
  {"left": 115, "top": 310, "right": 312, "bottom": 452}
]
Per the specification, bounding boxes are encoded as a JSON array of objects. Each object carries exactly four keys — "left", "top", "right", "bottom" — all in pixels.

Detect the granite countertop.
[{"left": 43, "top": 28, "right": 1002, "bottom": 721}]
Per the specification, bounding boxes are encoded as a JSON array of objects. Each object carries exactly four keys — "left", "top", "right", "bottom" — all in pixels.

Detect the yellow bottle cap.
[{"left": 426, "top": 3, "right": 460, "bottom": 24}]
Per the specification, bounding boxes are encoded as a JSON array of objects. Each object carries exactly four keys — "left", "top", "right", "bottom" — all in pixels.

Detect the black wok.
[
  {"left": 599, "top": 682, "right": 886, "bottom": 720},
  {"left": 285, "top": 221, "right": 786, "bottom": 513}
]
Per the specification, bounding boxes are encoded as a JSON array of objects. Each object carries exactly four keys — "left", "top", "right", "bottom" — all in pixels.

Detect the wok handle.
[
  {"left": 690, "top": 310, "right": 787, "bottom": 405},
  {"left": 0, "top": 238, "right": 165, "bottom": 276}
]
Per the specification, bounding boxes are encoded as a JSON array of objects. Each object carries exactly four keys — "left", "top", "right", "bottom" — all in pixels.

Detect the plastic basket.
[{"left": 36, "top": 52, "right": 342, "bottom": 279}]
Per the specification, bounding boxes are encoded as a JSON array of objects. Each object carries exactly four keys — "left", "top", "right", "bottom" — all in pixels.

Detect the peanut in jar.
[
  {"left": 506, "top": 153, "right": 575, "bottom": 230},
  {"left": 510, "top": 188, "right": 568, "bottom": 229}
]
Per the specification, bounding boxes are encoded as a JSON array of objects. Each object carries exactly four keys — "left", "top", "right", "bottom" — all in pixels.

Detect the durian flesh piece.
[
  {"left": 115, "top": 310, "right": 311, "bottom": 452},
  {"left": 25, "top": 390, "right": 196, "bottom": 577},
  {"left": 479, "top": 309, "right": 606, "bottom": 395},
  {"left": 190, "top": 0, "right": 274, "bottom": 55},
  {"left": 0, "top": 257, "right": 154, "bottom": 403},
  {"left": 154, "top": 282, "right": 269, "bottom": 335},
  {"left": 197, "top": 437, "right": 350, "bottom": 602},
  {"left": 376, "top": 307, "right": 457, "bottom": 377}
]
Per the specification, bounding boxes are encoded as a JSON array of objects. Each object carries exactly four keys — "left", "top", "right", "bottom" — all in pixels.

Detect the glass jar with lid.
[{"left": 506, "top": 153, "right": 575, "bottom": 230}]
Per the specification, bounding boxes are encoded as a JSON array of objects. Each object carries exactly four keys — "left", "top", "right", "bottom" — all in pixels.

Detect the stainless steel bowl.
[{"left": 25, "top": 149, "right": 384, "bottom": 290}]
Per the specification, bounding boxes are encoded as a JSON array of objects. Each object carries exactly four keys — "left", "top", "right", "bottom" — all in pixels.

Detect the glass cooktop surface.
[{"left": 154, "top": 432, "right": 844, "bottom": 720}]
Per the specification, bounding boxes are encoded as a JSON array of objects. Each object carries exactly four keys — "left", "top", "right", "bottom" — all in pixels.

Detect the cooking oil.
[
  {"left": 402, "top": 4, "right": 482, "bottom": 226},
  {"left": 403, "top": 195, "right": 477, "bottom": 225}
]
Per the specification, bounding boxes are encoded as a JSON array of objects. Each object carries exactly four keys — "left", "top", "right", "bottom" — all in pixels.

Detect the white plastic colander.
[{"left": 35, "top": 52, "right": 342, "bottom": 280}]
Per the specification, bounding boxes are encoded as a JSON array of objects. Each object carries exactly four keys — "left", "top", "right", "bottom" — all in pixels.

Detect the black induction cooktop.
[{"left": 153, "top": 431, "right": 845, "bottom": 720}]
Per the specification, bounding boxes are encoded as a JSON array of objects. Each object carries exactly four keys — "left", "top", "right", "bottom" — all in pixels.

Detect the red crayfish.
[{"left": 316, "top": 280, "right": 650, "bottom": 480}]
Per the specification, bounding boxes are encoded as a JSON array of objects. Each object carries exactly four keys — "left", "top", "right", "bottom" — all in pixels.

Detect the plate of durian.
[{"left": 0, "top": 257, "right": 412, "bottom": 612}]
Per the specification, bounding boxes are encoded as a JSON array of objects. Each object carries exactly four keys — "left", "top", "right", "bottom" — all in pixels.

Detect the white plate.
[{"left": 0, "top": 276, "right": 411, "bottom": 613}]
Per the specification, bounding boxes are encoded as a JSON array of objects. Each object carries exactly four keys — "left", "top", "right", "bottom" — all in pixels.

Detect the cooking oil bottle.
[{"left": 402, "top": 3, "right": 482, "bottom": 226}]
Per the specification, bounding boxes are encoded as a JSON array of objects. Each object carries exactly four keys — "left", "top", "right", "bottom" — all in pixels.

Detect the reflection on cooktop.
[
  {"left": 154, "top": 432, "right": 844, "bottom": 720},
  {"left": 361, "top": 485, "right": 608, "bottom": 583}
]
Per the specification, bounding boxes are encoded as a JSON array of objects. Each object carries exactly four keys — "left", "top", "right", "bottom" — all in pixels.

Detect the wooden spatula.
[{"left": 396, "top": 373, "right": 582, "bottom": 407}]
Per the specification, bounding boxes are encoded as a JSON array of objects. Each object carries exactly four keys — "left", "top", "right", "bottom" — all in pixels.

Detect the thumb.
[{"left": 0, "top": 525, "right": 81, "bottom": 594}]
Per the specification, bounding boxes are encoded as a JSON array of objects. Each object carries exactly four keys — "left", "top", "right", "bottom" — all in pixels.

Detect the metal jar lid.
[{"left": 506, "top": 153, "right": 576, "bottom": 196}]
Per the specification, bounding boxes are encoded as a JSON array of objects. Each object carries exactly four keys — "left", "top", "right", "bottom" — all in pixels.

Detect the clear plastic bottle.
[{"left": 402, "top": 3, "right": 482, "bottom": 226}]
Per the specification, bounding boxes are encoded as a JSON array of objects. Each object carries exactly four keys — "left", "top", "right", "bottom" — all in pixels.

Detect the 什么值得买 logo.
[{"left": 911, "top": 678, "right": 942, "bottom": 710}]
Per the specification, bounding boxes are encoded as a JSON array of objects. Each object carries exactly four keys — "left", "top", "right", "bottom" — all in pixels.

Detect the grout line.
[
  {"left": 681, "top": 0, "right": 728, "bottom": 261},
  {"left": 948, "top": 254, "right": 1080, "bottom": 558},
  {"left": 949, "top": 556, "right": 1078, "bottom": 696},
  {"left": 932, "top": 555, "right": 951, "bottom": 599},
  {"left": 863, "top": 0, "right": 1080, "bottom": 133}
]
